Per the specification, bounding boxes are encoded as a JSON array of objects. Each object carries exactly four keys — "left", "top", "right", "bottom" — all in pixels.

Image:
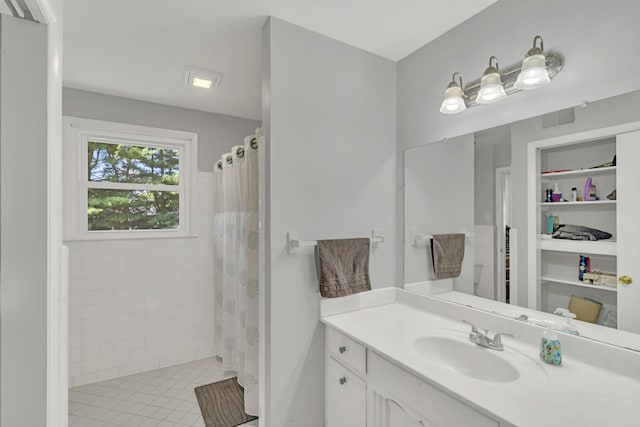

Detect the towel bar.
[
  {"left": 412, "top": 231, "right": 474, "bottom": 246},
  {"left": 287, "top": 229, "right": 384, "bottom": 254}
]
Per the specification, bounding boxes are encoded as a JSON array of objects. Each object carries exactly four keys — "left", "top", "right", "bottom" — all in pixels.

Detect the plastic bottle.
[
  {"left": 571, "top": 187, "right": 578, "bottom": 202},
  {"left": 540, "top": 322, "right": 562, "bottom": 365},
  {"left": 546, "top": 213, "right": 555, "bottom": 234},
  {"left": 584, "top": 177, "right": 593, "bottom": 201},
  {"left": 557, "top": 311, "right": 579, "bottom": 336},
  {"left": 579, "top": 255, "right": 590, "bottom": 281},
  {"left": 544, "top": 188, "right": 553, "bottom": 203},
  {"left": 552, "top": 183, "right": 562, "bottom": 202}
]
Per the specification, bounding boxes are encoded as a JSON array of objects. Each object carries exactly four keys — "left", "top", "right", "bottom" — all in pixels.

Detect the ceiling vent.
[
  {"left": 541, "top": 107, "right": 575, "bottom": 129},
  {"left": 183, "top": 66, "right": 222, "bottom": 90}
]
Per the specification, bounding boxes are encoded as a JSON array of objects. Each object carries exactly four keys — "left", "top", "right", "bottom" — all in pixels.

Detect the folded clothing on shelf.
[{"left": 552, "top": 224, "right": 612, "bottom": 241}]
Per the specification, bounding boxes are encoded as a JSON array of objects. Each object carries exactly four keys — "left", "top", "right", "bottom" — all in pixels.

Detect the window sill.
[{"left": 63, "top": 231, "right": 199, "bottom": 242}]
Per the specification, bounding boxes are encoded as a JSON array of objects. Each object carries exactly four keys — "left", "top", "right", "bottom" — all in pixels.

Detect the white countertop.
[{"left": 321, "top": 288, "right": 640, "bottom": 427}]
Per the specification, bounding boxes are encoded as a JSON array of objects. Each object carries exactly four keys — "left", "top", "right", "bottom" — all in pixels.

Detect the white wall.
[
  {"left": 62, "top": 90, "right": 259, "bottom": 386},
  {"left": 474, "top": 124, "right": 510, "bottom": 226},
  {"left": 66, "top": 173, "right": 215, "bottom": 387},
  {"left": 396, "top": 0, "right": 640, "bottom": 292},
  {"left": 403, "top": 135, "right": 474, "bottom": 291},
  {"left": 474, "top": 225, "right": 495, "bottom": 300},
  {"left": 262, "top": 17, "right": 396, "bottom": 427},
  {"left": 63, "top": 88, "right": 260, "bottom": 172},
  {"left": 0, "top": 14, "right": 48, "bottom": 427}
]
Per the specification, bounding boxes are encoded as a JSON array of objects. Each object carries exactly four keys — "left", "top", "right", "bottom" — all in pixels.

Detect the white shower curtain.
[{"left": 213, "top": 135, "right": 259, "bottom": 416}]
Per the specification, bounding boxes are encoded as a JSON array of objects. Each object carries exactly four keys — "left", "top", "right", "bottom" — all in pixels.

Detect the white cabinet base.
[
  {"left": 326, "top": 355, "right": 366, "bottom": 427},
  {"left": 325, "top": 327, "right": 501, "bottom": 427}
]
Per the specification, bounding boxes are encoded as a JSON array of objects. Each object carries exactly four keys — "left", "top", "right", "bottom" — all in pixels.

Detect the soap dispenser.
[
  {"left": 557, "top": 310, "right": 580, "bottom": 336},
  {"left": 540, "top": 322, "right": 562, "bottom": 365}
]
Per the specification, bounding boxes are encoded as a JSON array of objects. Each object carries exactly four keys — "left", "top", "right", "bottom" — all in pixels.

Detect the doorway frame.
[
  {"left": 25, "top": 0, "right": 66, "bottom": 426},
  {"left": 495, "top": 166, "right": 511, "bottom": 304}
]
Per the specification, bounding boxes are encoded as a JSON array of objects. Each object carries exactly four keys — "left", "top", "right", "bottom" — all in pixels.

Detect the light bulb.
[
  {"left": 439, "top": 72, "right": 467, "bottom": 114},
  {"left": 440, "top": 86, "right": 466, "bottom": 114},
  {"left": 476, "top": 71, "right": 506, "bottom": 104},
  {"left": 515, "top": 53, "right": 550, "bottom": 90}
]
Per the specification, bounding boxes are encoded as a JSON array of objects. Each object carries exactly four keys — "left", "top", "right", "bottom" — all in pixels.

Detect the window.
[{"left": 63, "top": 117, "right": 198, "bottom": 240}]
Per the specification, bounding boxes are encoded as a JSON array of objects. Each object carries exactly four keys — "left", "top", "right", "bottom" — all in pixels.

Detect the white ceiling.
[{"left": 63, "top": 0, "right": 497, "bottom": 120}]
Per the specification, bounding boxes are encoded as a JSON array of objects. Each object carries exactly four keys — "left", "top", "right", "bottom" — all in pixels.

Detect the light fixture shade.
[
  {"left": 476, "top": 71, "right": 506, "bottom": 104},
  {"left": 514, "top": 53, "right": 550, "bottom": 90},
  {"left": 440, "top": 85, "right": 466, "bottom": 114}
]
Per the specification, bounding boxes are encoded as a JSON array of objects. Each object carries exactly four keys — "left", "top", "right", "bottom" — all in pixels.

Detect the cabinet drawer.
[
  {"left": 369, "top": 352, "right": 498, "bottom": 427},
  {"left": 327, "top": 357, "right": 366, "bottom": 427},
  {"left": 326, "top": 327, "right": 366, "bottom": 375}
]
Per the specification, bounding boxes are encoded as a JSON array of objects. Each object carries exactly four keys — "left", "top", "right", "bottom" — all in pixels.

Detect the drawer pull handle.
[
  {"left": 338, "top": 376, "right": 347, "bottom": 385},
  {"left": 338, "top": 346, "right": 347, "bottom": 354}
]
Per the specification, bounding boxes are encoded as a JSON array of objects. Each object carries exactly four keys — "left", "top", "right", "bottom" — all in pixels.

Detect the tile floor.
[{"left": 69, "top": 357, "right": 259, "bottom": 427}]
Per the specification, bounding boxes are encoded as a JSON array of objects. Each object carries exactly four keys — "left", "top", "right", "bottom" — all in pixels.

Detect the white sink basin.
[{"left": 413, "top": 336, "right": 520, "bottom": 382}]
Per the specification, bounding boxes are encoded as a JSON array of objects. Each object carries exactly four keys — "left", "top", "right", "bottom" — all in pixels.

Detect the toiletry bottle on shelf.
[
  {"left": 546, "top": 213, "right": 554, "bottom": 234},
  {"left": 584, "top": 177, "right": 592, "bottom": 201},
  {"left": 540, "top": 322, "right": 562, "bottom": 365},
  {"left": 590, "top": 183, "right": 597, "bottom": 200},
  {"left": 544, "top": 188, "right": 553, "bottom": 203},
  {"left": 552, "top": 183, "right": 562, "bottom": 202},
  {"left": 571, "top": 187, "right": 578, "bottom": 202},
  {"left": 553, "top": 215, "right": 559, "bottom": 232},
  {"left": 579, "top": 255, "right": 590, "bottom": 281}
]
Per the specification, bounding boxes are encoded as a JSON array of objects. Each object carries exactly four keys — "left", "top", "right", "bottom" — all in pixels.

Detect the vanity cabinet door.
[
  {"left": 387, "top": 400, "right": 432, "bottom": 427},
  {"left": 327, "top": 357, "right": 366, "bottom": 427},
  {"left": 369, "top": 388, "right": 436, "bottom": 427},
  {"left": 368, "top": 352, "right": 499, "bottom": 427}
]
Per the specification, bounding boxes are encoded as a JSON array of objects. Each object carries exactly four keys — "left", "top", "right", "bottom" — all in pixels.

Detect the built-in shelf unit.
[{"left": 528, "top": 124, "right": 640, "bottom": 333}]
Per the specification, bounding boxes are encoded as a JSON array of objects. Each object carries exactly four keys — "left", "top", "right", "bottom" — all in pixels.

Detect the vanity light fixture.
[
  {"left": 439, "top": 35, "right": 564, "bottom": 114},
  {"left": 476, "top": 56, "right": 507, "bottom": 104},
  {"left": 439, "top": 72, "right": 467, "bottom": 114},
  {"left": 514, "top": 36, "right": 551, "bottom": 90}
]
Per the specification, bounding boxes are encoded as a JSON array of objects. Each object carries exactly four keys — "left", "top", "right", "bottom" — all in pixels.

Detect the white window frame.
[{"left": 63, "top": 116, "right": 198, "bottom": 240}]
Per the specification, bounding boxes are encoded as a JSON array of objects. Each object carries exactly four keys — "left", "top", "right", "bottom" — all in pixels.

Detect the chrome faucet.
[{"left": 462, "top": 320, "right": 513, "bottom": 351}]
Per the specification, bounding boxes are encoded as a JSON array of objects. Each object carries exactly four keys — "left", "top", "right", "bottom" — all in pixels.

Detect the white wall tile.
[{"left": 67, "top": 173, "right": 216, "bottom": 387}]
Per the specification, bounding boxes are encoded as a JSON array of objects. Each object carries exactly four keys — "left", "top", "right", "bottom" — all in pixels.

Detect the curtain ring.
[
  {"left": 236, "top": 146, "right": 245, "bottom": 158},
  {"left": 250, "top": 138, "right": 258, "bottom": 150},
  {"left": 226, "top": 155, "right": 233, "bottom": 165},
  {"left": 216, "top": 160, "right": 223, "bottom": 170}
]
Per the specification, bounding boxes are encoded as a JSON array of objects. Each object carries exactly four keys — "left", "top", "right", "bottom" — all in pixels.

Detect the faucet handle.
[
  {"left": 492, "top": 332, "right": 514, "bottom": 345},
  {"left": 462, "top": 319, "right": 478, "bottom": 333}
]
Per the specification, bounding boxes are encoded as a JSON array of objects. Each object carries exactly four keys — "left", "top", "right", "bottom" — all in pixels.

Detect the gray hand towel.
[
  {"left": 315, "top": 238, "right": 371, "bottom": 298},
  {"left": 431, "top": 234, "right": 465, "bottom": 279}
]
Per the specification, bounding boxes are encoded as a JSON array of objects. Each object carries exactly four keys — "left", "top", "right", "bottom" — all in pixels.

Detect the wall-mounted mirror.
[{"left": 403, "top": 89, "right": 640, "bottom": 351}]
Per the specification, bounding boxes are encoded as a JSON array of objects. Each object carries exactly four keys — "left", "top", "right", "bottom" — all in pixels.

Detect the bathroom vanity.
[{"left": 321, "top": 288, "right": 640, "bottom": 427}]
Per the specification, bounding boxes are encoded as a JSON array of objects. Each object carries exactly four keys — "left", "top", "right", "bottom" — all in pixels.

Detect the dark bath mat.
[{"left": 194, "top": 377, "right": 258, "bottom": 427}]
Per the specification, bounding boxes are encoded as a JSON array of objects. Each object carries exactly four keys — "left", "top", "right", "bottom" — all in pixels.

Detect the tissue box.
[{"left": 582, "top": 272, "right": 617, "bottom": 288}]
